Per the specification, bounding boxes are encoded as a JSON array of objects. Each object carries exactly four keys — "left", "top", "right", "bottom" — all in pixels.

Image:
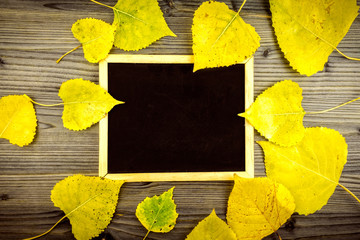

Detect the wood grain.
[{"left": 1, "top": 0, "right": 360, "bottom": 239}]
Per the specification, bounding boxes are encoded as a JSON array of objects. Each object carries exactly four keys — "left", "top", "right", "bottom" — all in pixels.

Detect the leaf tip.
[
  {"left": 169, "top": 31, "right": 177, "bottom": 38},
  {"left": 210, "top": 209, "right": 217, "bottom": 216},
  {"left": 168, "top": 186, "right": 175, "bottom": 195},
  {"left": 238, "top": 112, "right": 245, "bottom": 117}
]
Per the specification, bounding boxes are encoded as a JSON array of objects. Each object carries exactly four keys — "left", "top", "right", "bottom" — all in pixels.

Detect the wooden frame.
[{"left": 99, "top": 55, "right": 254, "bottom": 181}]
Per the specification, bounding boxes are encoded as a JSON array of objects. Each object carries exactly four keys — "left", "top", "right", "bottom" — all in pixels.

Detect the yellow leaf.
[
  {"left": 72, "top": 18, "right": 116, "bottom": 63},
  {"left": 0, "top": 95, "right": 37, "bottom": 147},
  {"left": 270, "top": 0, "right": 359, "bottom": 76},
  {"left": 51, "top": 175, "right": 124, "bottom": 240},
  {"left": 136, "top": 187, "right": 178, "bottom": 239},
  {"left": 112, "top": 0, "right": 176, "bottom": 51},
  {"left": 227, "top": 175, "right": 295, "bottom": 240},
  {"left": 185, "top": 209, "right": 237, "bottom": 240},
  {"left": 259, "top": 127, "right": 348, "bottom": 215},
  {"left": 192, "top": 1, "right": 260, "bottom": 72},
  {"left": 239, "top": 80, "right": 305, "bottom": 147},
  {"left": 59, "top": 78, "right": 123, "bottom": 131}
]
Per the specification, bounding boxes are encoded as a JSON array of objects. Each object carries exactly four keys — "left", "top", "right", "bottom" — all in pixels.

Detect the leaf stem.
[
  {"left": 338, "top": 183, "right": 360, "bottom": 204},
  {"left": 306, "top": 97, "right": 360, "bottom": 115},
  {"left": 23, "top": 195, "right": 99, "bottom": 240},
  {"left": 275, "top": 231, "right": 282, "bottom": 240},
  {"left": 237, "top": 0, "right": 247, "bottom": 14},
  {"left": 23, "top": 215, "right": 67, "bottom": 240},
  {"left": 30, "top": 99, "right": 64, "bottom": 107},
  {"left": 31, "top": 99, "right": 123, "bottom": 107},
  {"left": 335, "top": 48, "right": 360, "bottom": 61},
  {"left": 24, "top": 95, "right": 63, "bottom": 107},
  {"left": 211, "top": 0, "right": 248, "bottom": 47},
  {"left": 89, "top": 0, "right": 114, "bottom": 10},
  {"left": 143, "top": 230, "right": 150, "bottom": 240},
  {"left": 56, "top": 44, "right": 82, "bottom": 64}
]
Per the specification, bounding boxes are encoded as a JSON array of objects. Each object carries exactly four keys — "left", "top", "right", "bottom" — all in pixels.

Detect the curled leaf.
[
  {"left": 71, "top": 18, "right": 116, "bottom": 63},
  {"left": 259, "top": 127, "right": 348, "bottom": 215},
  {"left": 270, "top": 0, "right": 359, "bottom": 76},
  {"left": 0, "top": 95, "right": 37, "bottom": 147},
  {"left": 51, "top": 175, "right": 124, "bottom": 240},
  {"left": 239, "top": 80, "right": 305, "bottom": 147},
  {"left": 59, "top": 78, "right": 123, "bottom": 131},
  {"left": 136, "top": 187, "right": 178, "bottom": 238},
  {"left": 227, "top": 175, "right": 295, "bottom": 240},
  {"left": 192, "top": 1, "right": 260, "bottom": 72},
  {"left": 186, "top": 209, "right": 237, "bottom": 240},
  {"left": 112, "top": 0, "right": 176, "bottom": 51}
]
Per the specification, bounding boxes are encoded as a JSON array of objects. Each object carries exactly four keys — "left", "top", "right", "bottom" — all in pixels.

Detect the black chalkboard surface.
[{"left": 99, "top": 55, "right": 254, "bottom": 181}]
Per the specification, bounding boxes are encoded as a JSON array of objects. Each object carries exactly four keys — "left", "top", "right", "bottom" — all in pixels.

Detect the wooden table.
[{"left": 1, "top": 0, "right": 360, "bottom": 239}]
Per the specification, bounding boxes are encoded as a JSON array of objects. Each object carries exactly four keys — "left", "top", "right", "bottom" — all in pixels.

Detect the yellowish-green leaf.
[
  {"left": 59, "top": 78, "right": 123, "bottom": 131},
  {"left": 259, "top": 127, "right": 348, "bottom": 215},
  {"left": 0, "top": 95, "right": 37, "bottom": 147},
  {"left": 136, "top": 187, "right": 178, "bottom": 239},
  {"left": 51, "top": 175, "right": 124, "bottom": 240},
  {"left": 239, "top": 80, "right": 305, "bottom": 147},
  {"left": 186, "top": 209, "right": 237, "bottom": 240},
  {"left": 71, "top": 18, "right": 116, "bottom": 63},
  {"left": 192, "top": 1, "right": 260, "bottom": 72},
  {"left": 112, "top": 0, "right": 176, "bottom": 51},
  {"left": 227, "top": 175, "right": 295, "bottom": 240},
  {"left": 270, "top": 0, "right": 359, "bottom": 76}
]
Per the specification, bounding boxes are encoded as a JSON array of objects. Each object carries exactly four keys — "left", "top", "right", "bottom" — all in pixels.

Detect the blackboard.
[{"left": 99, "top": 55, "right": 254, "bottom": 181}]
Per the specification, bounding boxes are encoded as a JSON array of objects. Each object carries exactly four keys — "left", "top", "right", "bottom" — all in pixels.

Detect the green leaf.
[
  {"left": 51, "top": 175, "right": 124, "bottom": 240},
  {"left": 136, "top": 187, "right": 178, "bottom": 239},
  {"left": 270, "top": 0, "right": 359, "bottom": 76},
  {"left": 71, "top": 18, "right": 116, "bottom": 63},
  {"left": 192, "top": 1, "right": 260, "bottom": 72},
  {"left": 112, "top": 0, "right": 176, "bottom": 51},
  {"left": 259, "top": 127, "right": 348, "bottom": 215},
  {"left": 58, "top": 78, "right": 124, "bottom": 131},
  {"left": 0, "top": 95, "right": 37, "bottom": 147},
  {"left": 186, "top": 209, "right": 237, "bottom": 240}
]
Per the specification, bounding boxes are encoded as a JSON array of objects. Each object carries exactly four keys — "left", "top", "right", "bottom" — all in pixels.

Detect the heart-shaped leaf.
[
  {"left": 71, "top": 18, "right": 116, "bottom": 63},
  {"left": 112, "top": 0, "right": 176, "bottom": 51},
  {"left": 136, "top": 187, "right": 178, "bottom": 239},
  {"left": 186, "top": 210, "right": 237, "bottom": 240},
  {"left": 192, "top": 1, "right": 260, "bottom": 72},
  {"left": 270, "top": 0, "right": 359, "bottom": 76},
  {"left": 239, "top": 80, "right": 305, "bottom": 147},
  {"left": 259, "top": 127, "right": 348, "bottom": 215},
  {"left": 51, "top": 175, "right": 124, "bottom": 240},
  {"left": 227, "top": 175, "right": 295, "bottom": 239},
  {"left": 0, "top": 95, "right": 37, "bottom": 147},
  {"left": 59, "top": 78, "right": 123, "bottom": 131}
]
